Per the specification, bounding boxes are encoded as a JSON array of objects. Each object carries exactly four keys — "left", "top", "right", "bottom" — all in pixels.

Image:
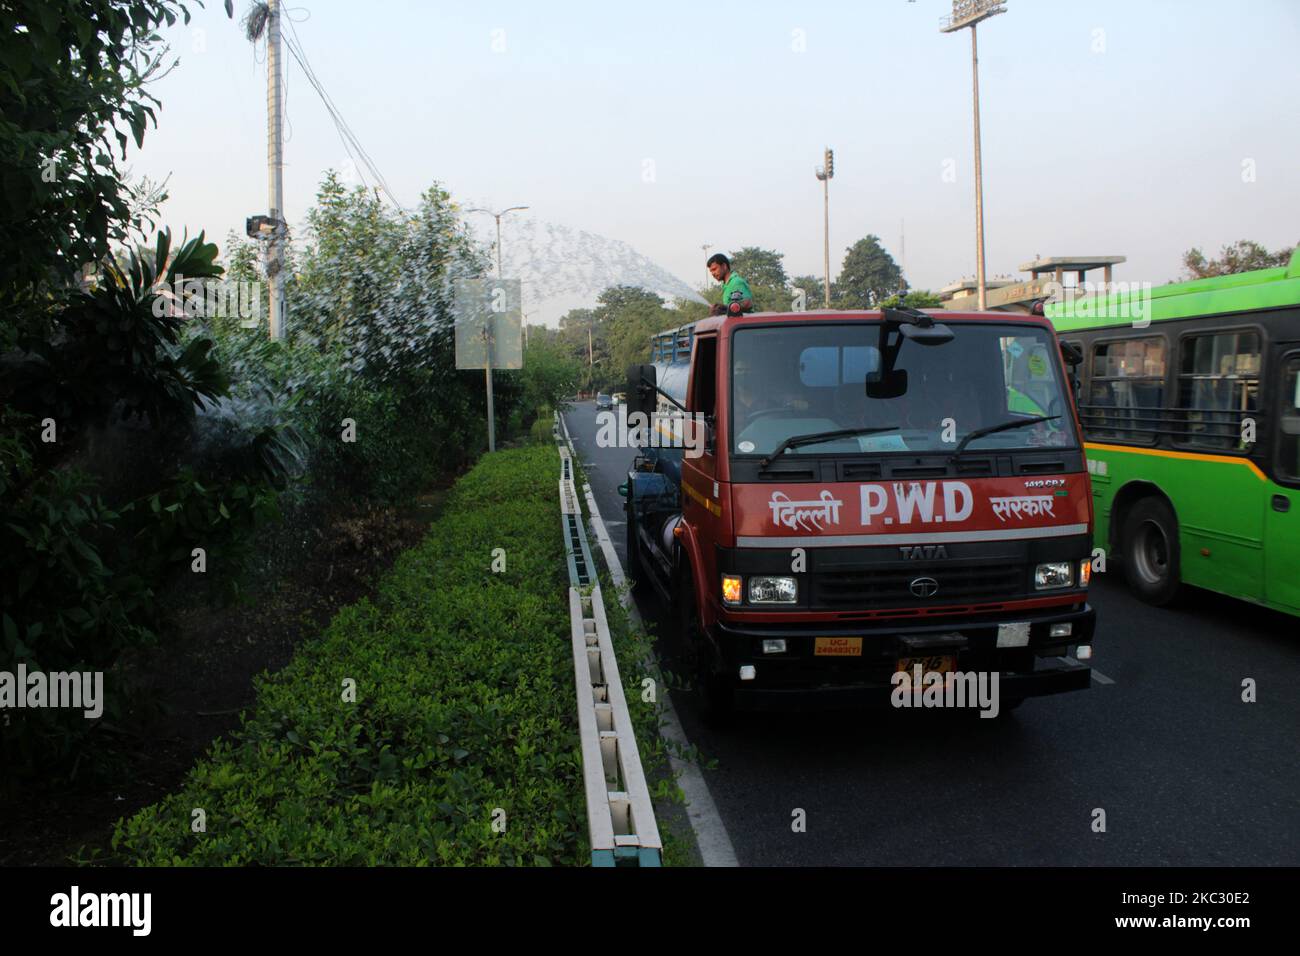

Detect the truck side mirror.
[
  {"left": 628, "top": 363, "right": 657, "bottom": 418},
  {"left": 1058, "top": 342, "right": 1083, "bottom": 402}
]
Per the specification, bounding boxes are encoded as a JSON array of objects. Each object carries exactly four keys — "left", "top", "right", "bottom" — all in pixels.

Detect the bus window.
[
  {"left": 1279, "top": 356, "right": 1300, "bottom": 483},
  {"left": 1176, "top": 330, "right": 1261, "bottom": 451},
  {"left": 1087, "top": 336, "right": 1167, "bottom": 443}
]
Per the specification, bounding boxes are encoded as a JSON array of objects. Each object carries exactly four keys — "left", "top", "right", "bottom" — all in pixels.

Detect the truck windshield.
[{"left": 730, "top": 321, "right": 1077, "bottom": 457}]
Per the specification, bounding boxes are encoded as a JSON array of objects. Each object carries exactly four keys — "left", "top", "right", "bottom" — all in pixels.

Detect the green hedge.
[{"left": 111, "top": 444, "right": 588, "bottom": 865}]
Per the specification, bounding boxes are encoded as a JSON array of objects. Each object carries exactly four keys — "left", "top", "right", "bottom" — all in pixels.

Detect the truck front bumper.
[{"left": 710, "top": 602, "right": 1096, "bottom": 710}]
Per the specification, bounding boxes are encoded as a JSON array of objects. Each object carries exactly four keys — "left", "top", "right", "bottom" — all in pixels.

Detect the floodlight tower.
[
  {"left": 815, "top": 148, "right": 834, "bottom": 308},
  {"left": 941, "top": 0, "right": 1006, "bottom": 311}
]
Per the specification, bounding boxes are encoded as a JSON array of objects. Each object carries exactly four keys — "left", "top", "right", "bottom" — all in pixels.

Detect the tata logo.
[
  {"left": 899, "top": 545, "right": 949, "bottom": 560},
  {"left": 909, "top": 577, "right": 940, "bottom": 598}
]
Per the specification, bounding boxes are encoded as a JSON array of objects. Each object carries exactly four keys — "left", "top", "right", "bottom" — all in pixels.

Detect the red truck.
[{"left": 621, "top": 305, "right": 1096, "bottom": 718}]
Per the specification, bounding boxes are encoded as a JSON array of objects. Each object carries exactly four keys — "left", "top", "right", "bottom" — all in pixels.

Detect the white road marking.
[{"left": 1091, "top": 669, "right": 1116, "bottom": 685}]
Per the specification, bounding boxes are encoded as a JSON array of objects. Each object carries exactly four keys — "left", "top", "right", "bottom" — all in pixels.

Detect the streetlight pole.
[
  {"left": 941, "top": 0, "right": 1005, "bottom": 311},
  {"left": 815, "top": 148, "right": 834, "bottom": 308},
  {"left": 468, "top": 205, "right": 529, "bottom": 278},
  {"left": 466, "top": 205, "right": 529, "bottom": 453},
  {"left": 970, "top": 23, "right": 987, "bottom": 310}
]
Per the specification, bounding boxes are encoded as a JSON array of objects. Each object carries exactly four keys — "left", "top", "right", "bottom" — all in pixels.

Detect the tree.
[
  {"left": 559, "top": 306, "right": 602, "bottom": 378},
  {"left": 595, "top": 285, "right": 666, "bottom": 320},
  {"left": 1182, "top": 240, "right": 1296, "bottom": 279},
  {"left": 789, "top": 274, "right": 828, "bottom": 309},
  {"left": 0, "top": 0, "right": 195, "bottom": 331},
  {"left": 595, "top": 286, "right": 674, "bottom": 391},
  {"left": 836, "top": 236, "right": 902, "bottom": 308},
  {"left": 879, "top": 289, "right": 944, "bottom": 309},
  {"left": 729, "top": 247, "right": 788, "bottom": 289},
  {"left": 669, "top": 296, "right": 711, "bottom": 325},
  {"left": 520, "top": 337, "right": 583, "bottom": 413}
]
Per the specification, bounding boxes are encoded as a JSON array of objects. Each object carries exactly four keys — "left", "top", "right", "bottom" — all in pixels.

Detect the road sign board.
[{"left": 454, "top": 278, "right": 523, "bottom": 370}]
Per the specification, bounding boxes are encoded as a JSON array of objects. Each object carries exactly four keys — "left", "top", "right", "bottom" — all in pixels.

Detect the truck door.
[
  {"left": 681, "top": 334, "right": 726, "bottom": 553},
  {"left": 1264, "top": 349, "right": 1300, "bottom": 613}
]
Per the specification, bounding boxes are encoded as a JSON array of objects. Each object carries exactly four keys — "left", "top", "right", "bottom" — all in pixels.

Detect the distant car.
[
  {"left": 612, "top": 392, "right": 626, "bottom": 406},
  {"left": 595, "top": 393, "right": 613, "bottom": 410}
]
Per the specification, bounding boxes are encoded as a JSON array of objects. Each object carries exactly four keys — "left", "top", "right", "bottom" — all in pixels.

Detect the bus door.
[{"left": 1265, "top": 349, "right": 1300, "bottom": 613}]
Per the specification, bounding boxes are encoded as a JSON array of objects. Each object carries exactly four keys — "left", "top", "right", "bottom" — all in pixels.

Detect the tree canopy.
[
  {"left": 729, "top": 246, "right": 788, "bottom": 289},
  {"left": 1181, "top": 240, "right": 1297, "bottom": 279},
  {"left": 0, "top": 0, "right": 195, "bottom": 332},
  {"left": 835, "top": 235, "right": 903, "bottom": 308}
]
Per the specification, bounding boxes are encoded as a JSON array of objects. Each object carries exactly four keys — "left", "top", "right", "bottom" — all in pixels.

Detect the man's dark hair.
[{"left": 706, "top": 253, "right": 730, "bottom": 269}]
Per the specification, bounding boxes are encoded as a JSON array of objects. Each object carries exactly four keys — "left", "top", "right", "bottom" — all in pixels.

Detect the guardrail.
[{"left": 555, "top": 414, "right": 662, "bottom": 867}]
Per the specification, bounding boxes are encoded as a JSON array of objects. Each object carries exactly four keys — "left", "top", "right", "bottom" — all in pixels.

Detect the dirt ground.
[{"left": 0, "top": 485, "right": 452, "bottom": 866}]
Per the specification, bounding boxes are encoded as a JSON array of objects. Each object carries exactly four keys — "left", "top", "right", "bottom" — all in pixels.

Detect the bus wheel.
[
  {"left": 676, "top": 570, "right": 733, "bottom": 724},
  {"left": 1122, "top": 497, "right": 1183, "bottom": 606}
]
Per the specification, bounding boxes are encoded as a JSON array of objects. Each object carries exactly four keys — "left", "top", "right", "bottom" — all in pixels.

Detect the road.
[{"left": 563, "top": 400, "right": 1300, "bottom": 866}]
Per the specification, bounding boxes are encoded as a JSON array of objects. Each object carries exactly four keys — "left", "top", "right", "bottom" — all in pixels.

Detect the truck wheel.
[
  {"left": 1122, "top": 496, "right": 1183, "bottom": 606},
  {"left": 676, "top": 569, "right": 733, "bottom": 723}
]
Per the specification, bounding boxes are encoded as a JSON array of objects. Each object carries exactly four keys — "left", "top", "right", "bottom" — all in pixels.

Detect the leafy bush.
[
  {"left": 0, "top": 233, "right": 296, "bottom": 779},
  {"left": 529, "top": 408, "right": 555, "bottom": 444},
  {"left": 112, "top": 445, "right": 590, "bottom": 865}
]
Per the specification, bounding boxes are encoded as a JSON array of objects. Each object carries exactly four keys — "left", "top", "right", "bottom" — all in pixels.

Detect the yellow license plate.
[
  {"left": 814, "top": 637, "right": 862, "bottom": 657},
  {"left": 895, "top": 655, "right": 958, "bottom": 678}
]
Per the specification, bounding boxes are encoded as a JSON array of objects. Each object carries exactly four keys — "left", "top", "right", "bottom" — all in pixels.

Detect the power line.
[
  {"left": 279, "top": 17, "right": 404, "bottom": 208},
  {"left": 281, "top": 33, "right": 376, "bottom": 192}
]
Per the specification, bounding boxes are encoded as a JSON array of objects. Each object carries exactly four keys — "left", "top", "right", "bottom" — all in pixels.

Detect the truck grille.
[{"left": 813, "top": 563, "right": 1025, "bottom": 608}]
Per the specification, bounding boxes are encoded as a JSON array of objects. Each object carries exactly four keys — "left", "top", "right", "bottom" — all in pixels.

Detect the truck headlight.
[
  {"left": 721, "top": 574, "right": 743, "bottom": 605},
  {"left": 1034, "top": 562, "right": 1074, "bottom": 590},
  {"left": 748, "top": 576, "right": 797, "bottom": 604}
]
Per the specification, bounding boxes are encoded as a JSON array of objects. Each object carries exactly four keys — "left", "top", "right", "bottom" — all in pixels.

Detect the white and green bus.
[{"left": 1048, "top": 248, "right": 1300, "bottom": 616}]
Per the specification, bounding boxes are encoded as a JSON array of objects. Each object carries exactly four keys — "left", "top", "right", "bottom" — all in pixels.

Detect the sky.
[{"left": 133, "top": 0, "right": 1300, "bottom": 325}]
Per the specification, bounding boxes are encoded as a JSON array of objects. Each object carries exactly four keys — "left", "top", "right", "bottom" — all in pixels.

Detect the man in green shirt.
[{"left": 706, "top": 253, "right": 754, "bottom": 315}]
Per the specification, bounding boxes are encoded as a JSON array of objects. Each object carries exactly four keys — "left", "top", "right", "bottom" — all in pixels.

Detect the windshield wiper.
[
  {"left": 948, "top": 415, "right": 1060, "bottom": 461},
  {"left": 760, "top": 426, "right": 899, "bottom": 469}
]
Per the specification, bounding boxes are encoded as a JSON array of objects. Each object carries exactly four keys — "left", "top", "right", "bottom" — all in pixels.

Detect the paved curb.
[{"left": 561, "top": 411, "right": 740, "bottom": 868}]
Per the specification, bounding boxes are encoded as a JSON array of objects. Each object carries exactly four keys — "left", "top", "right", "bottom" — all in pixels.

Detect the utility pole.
[
  {"left": 815, "top": 147, "right": 833, "bottom": 308},
  {"left": 266, "top": 0, "right": 286, "bottom": 339},
  {"left": 942, "top": 0, "right": 1006, "bottom": 311}
]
